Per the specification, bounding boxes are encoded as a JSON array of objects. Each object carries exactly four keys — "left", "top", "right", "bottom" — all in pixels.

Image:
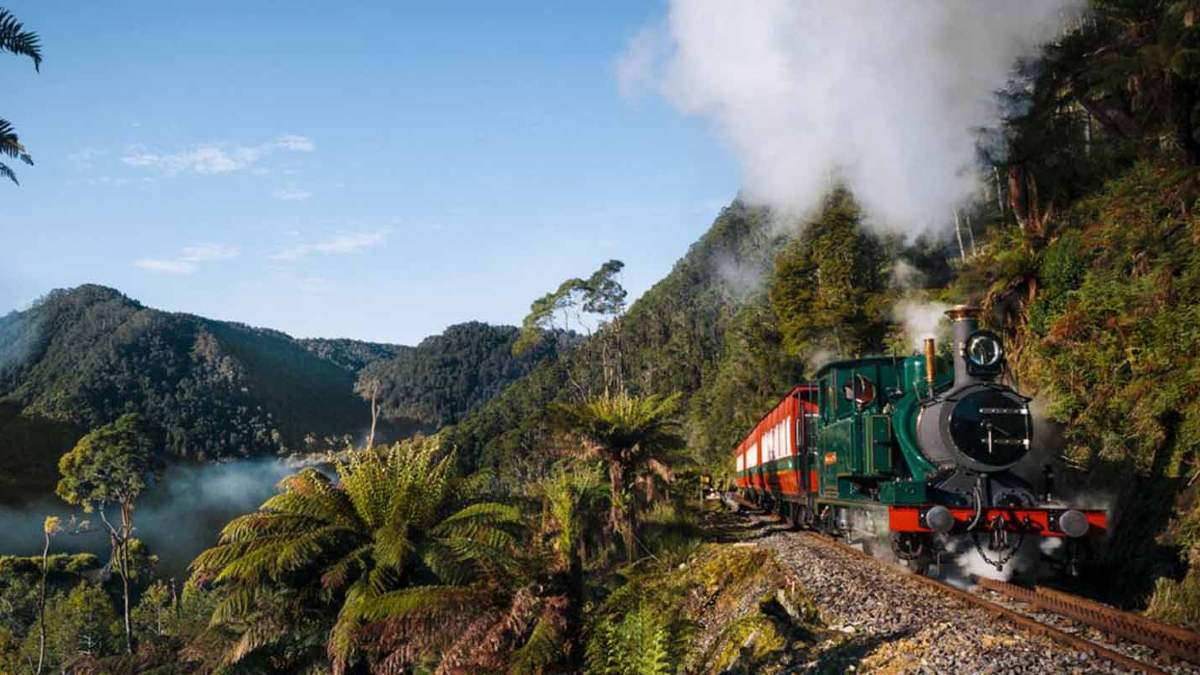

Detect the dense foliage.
[
  {"left": 298, "top": 338, "right": 405, "bottom": 374},
  {"left": 358, "top": 321, "right": 562, "bottom": 430},
  {"left": 189, "top": 436, "right": 561, "bottom": 673},
  {"left": 769, "top": 189, "right": 892, "bottom": 359}
]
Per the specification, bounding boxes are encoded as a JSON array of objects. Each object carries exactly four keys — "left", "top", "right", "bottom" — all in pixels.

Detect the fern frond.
[
  {"left": 349, "top": 585, "right": 478, "bottom": 623},
  {"left": 420, "top": 540, "right": 474, "bottom": 586},
  {"left": 225, "top": 613, "right": 289, "bottom": 666},
  {"left": 434, "top": 502, "right": 522, "bottom": 530},
  {"left": 321, "top": 544, "right": 372, "bottom": 593},
  {"left": 218, "top": 511, "right": 339, "bottom": 543},
  {"left": 510, "top": 603, "right": 568, "bottom": 674},
  {"left": 0, "top": 9, "right": 41, "bottom": 70},
  {"left": 210, "top": 584, "right": 262, "bottom": 625}
]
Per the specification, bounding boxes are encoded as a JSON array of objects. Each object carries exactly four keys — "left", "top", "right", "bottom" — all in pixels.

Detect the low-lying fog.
[{"left": 0, "top": 457, "right": 318, "bottom": 580}]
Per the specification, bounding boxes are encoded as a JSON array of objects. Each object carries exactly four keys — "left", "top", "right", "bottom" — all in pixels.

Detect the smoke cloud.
[{"left": 619, "top": 0, "right": 1084, "bottom": 232}]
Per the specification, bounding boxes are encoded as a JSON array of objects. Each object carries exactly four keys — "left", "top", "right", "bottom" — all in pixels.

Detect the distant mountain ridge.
[
  {"left": 0, "top": 285, "right": 382, "bottom": 458},
  {"left": 0, "top": 285, "right": 558, "bottom": 504},
  {"left": 360, "top": 322, "right": 564, "bottom": 430},
  {"left": 299, "top": 337, "right": 409, "bottom": 373}
]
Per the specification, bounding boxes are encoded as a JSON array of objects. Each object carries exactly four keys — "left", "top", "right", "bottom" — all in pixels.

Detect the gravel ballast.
[{"left": 738, "top": 513, "right": 1133, "bottom": 674}]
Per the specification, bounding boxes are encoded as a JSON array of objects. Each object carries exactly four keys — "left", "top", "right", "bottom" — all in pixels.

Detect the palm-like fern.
[
  {"left": 191, "top": 437, "right": 561, "bottom": 673},
  {"left": 551, "top": 393, "right": 686, "bottom": 562},
  {"left": 1, "top": 8, "right": 40, "bottom": 185},
  {"left": 584, "top": 601, "right": 677, "bottom": 675},
  {"left": 0, "top": 8, "right": 41, "bottom": 67},
  {"left": 540, "top": 463, "right": 608, "bottom": 571}
]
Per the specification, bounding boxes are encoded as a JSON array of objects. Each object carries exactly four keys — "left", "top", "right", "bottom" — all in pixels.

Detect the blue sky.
[{"left": 0, "top": 1, "right": 735, "bottom": 344}]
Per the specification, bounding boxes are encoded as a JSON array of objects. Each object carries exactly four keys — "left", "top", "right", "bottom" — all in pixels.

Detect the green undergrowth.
[{"left": 585, "top": 543, "right": 820, "bottom": 675}]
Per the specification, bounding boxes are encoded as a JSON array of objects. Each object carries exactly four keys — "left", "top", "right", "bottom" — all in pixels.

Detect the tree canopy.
[
  {"left": 56, "top": 413, "right": 159, "bottom": 513},
  {"left": 769, "top": 189, "right": 892, "bottom": 359}
]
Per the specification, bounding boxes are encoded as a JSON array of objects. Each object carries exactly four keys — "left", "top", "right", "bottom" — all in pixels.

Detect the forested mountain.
[
  {"left": 446, "top": 201, "right": 805, "bottom": 481},
  {"left": 357, "top": 321, "right": 563, "bottom": 430},
  {"left": 0, "top": 286, "right": 375, "bottom": 470},
  {"left": 299, "top": 337, "right": 407, "bottom": 373},
  {"left": 0, "top": 285, "right": 557, "bottom": 504}
]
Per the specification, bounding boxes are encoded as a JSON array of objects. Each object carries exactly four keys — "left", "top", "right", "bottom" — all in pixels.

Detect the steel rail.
[{"left": 976, "top": 577, "right": 1200, "bottom": 666}]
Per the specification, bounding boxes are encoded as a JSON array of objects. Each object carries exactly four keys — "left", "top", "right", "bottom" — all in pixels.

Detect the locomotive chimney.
[
  {"left": 923, "top": 338, "right": 936, "bottom": 388},
  {"left": 945, "top": 304, "right": 980, "bottom": 387}
]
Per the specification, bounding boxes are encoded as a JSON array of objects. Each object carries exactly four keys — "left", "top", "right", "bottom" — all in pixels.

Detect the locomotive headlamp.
[
  {"left": 966, "top": 331, "right": 1003, "bottom": 369},
  {"left": 925, "top": 505, "right": 955, "bottom": 534},
  {"left": 1059, "top": 509, "right": 1090, "bottom": 538}
]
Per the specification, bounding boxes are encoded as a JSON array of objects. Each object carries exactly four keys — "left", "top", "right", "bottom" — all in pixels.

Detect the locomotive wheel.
[
  {"left": 891, "top": 532, "right": 933, "bottom": 574},
  {"left": 788, "top": 503, "right": 803, "bottom": 530}
]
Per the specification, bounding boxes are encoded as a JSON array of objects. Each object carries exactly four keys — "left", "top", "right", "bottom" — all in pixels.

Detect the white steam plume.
[
  {"left": 619, "top": 0, "right": 1084, "bottom": 232},
  {"left": 892, "top": 299, "right": 951, "bottom": 353}
]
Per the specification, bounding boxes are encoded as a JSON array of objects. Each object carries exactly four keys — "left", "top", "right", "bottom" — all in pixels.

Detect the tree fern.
[
  {"left": 551, "top": 392, "right": 687, "bottom": 563},
  {"left": 190, "top": 435, "right": 560, "bottom": 672}
]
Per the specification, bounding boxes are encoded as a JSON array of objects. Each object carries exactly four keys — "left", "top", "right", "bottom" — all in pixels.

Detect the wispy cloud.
[
  {"left": 122, "top": 135, "right": 315, "bottom": 176},
  {"left": 134, "top": 259, "right": 196, "bottom": 275},
  {"left": 272, "top": 187, "right": 312, "bottom": 201},
  {"left": 275, "top": 134, "right": 315, "bottom": 152},
  {"left": 270, "top": 231, "right": 386, "bottom": 261},
  {"left": 298, "top": 276, "right": 334, "bottom": 293},
  {"left": 134, "top": 243, "right": 241, "bottom": 275},
  {"left": 68, "top": 147, "right": 105, "bottom": 171},
  {"left": 180, "top": 243, "right": 240, "bottom": 262},
  {"left": 615, "top": 23, "right": 669, "bottom": 101}
]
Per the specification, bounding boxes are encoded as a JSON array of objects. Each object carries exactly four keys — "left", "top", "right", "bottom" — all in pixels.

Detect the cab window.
[{"left": 842, "top": 373, "right": 876, "bottom": 408}]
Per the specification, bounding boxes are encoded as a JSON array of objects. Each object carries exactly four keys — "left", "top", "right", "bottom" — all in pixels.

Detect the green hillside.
[
  {"left": 446, "top": 195, "right": 948, "bottom": 482},
  {"left": 0, "top": 286, "right": 560, "bottom": 504},
  {"left": 0, "top": 286, "right": 373, "bottom": 457},
  {"left": 446, "top": 201, "right": 807, "bottom": 480},
  {"left": 358, "top": 321, "right": 562, "bottom": 430}
]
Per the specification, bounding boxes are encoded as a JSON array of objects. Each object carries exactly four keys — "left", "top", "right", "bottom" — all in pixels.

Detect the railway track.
[
  {"left": 735, "top": 496, "right": 1199, "bottom": 673},
  {"left": 972, "top": 577, "right": 1200, "bottom": 672}
]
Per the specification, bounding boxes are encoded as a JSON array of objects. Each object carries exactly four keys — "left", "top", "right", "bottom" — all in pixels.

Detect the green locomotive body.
[{"left": 735, "top": 305, "right": 1106, "bottom": 572}]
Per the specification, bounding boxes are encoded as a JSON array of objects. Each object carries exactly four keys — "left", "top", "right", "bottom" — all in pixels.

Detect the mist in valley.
[{"left": 0, "top": 456, "right": 304, "bottom": 579}]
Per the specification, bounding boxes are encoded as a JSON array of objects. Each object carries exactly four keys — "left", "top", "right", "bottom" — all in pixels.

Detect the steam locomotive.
[{"left": 733, "top": 305, "right": 1106, "bottom": 572}]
